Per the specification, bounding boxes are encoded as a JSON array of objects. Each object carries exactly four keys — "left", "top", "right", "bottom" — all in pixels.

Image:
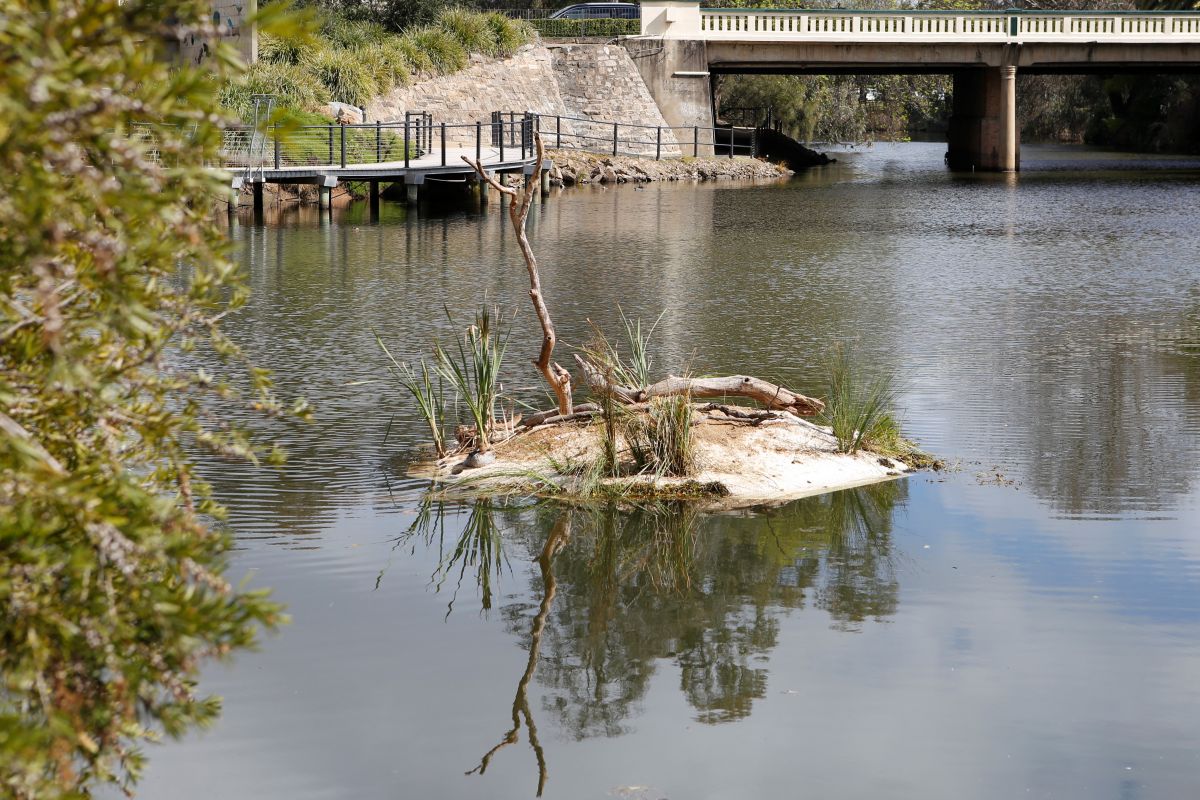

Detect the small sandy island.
[{"left": 411, "top": 404, "right": 916, "bottom": 509}]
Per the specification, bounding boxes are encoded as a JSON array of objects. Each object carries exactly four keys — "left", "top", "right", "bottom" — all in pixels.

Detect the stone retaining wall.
[{"left": 365, "top": 43, "right": 682, "bottom": 158}]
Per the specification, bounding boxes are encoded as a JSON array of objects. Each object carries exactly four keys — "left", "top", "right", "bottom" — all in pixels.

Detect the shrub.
[{"left": 1, "top": 1, "right": 301, "bottom": 795}]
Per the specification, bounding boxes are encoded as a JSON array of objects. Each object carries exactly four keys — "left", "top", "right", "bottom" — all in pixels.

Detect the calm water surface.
[{"left": 142, "top": 143, "right": 1200, "bottom": 799}]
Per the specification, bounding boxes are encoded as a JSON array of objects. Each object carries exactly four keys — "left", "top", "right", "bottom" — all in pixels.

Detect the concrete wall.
[
  {"left": 366, "top": 44, "right": 682, "bottom": 157},
  {"left": 174, "top": 1, "right": 257, "bottom": 67},
  {"left": 622, "top": 39, "right": 715, "bottom": 155}
]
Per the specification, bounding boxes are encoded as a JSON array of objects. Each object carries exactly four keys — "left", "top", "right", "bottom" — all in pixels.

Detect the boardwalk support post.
[
  {"left": 369, "top": 181, "right": 380, "bottom": 218},
  {"left": 252, "top": 181, "right": 264, "bottom": 221}
]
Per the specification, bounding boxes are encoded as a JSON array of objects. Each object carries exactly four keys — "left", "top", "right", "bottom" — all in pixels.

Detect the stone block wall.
[{"left": 365, "top": 43, "right": 681, "bottom": 157}]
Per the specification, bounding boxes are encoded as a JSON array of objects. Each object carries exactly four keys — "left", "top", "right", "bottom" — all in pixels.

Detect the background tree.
[{"left": 0, "top": 1, "right": 306, "bottom": 796}]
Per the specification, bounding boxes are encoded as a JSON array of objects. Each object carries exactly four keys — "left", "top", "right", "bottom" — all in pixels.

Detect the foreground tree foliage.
[{"left": 0, "top": 1, "right": 303, "bottom": 796}]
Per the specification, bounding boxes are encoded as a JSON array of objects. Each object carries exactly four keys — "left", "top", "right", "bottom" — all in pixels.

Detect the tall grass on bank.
[
  {"left": 376, "top": 333, "right": 447, "bottom": 458},
  {"left": 220, "top": 9, "right": 532, "bottom": 122},
  {"left": 821, "top": 346, "right": 899, "bottom": 455},
  {"left": 434, "top": 307, "right": 510, "bottom": 453}
]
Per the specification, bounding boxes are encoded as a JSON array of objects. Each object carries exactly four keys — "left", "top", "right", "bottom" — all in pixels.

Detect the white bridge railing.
[{"left": 640, "top": 2, "right": 1200, "bottom": 42}]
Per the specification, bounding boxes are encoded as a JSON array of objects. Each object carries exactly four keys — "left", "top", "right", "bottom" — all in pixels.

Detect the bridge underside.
[{"left": 634, "top": 39, "right": 1200, "bottom": 171}]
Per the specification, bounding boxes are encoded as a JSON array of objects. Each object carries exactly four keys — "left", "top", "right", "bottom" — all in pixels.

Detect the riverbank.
[{"left": 546, "top": 150, "right": 792, "bottom": 185}]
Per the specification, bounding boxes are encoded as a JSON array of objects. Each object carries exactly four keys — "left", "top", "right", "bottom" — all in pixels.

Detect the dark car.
[{"left": 550, "top": 3, "right": 640, "bottom": 19}]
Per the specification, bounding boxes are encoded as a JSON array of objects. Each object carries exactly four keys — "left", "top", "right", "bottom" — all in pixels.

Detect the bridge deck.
[{"left": 230, "top": 147, "right": 540, "bottom": 185}]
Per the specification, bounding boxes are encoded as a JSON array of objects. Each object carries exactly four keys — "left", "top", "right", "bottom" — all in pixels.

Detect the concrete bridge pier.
[
  {"left": 947, "top": 66, "right": 1019, "bottom": 172},
  {"left": 369, "top": 181, "right": 381, "bottom": 219}
]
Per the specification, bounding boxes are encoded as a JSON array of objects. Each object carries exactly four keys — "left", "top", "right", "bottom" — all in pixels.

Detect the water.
[{"left": 140, "top": 142, "right": 1200, "bottom": 799}]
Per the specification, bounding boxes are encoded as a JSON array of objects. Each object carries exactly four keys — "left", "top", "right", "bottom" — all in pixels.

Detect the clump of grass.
[
  {"left": 376, "top": 332, "right": 447, "bottom": 458},
  {"left": 320, "top": 14, "right": 387, "bottom": 50},
  {"left": 621, "top": 394, "right": 695, "bottom": 478},
  {"left": 438, "top": 7, "right": 496, "bottom": 56},
  {"left": 434, "top": 307, "right": 510, "bottom": 453},
  {"left": 647, "top": 394, "right": 695, "bottom": 477},
  {"left": 484, "top": 12, "right": 532, "bottom": 57},
  {"left": 219, "top": 61, "right": 332, "bottom": 120},
  {"left": 821, "top": 345, "right": 899, "bottom": 455},
  {"left": 258, "top": 32, "right": 308, "bottom": 66},
  {"left": 616, "top": 309, "right": 663, "bottom": 391},
  {"left": 585, "top": 309, "right": 664, "bottom": 393},
  {"left": 359, "top": 41, "right": 413, "bottom": 92},
  {"left": 404, "top": 27, "right": 468, "bottom": 74},
  {"left": 394, "top": 35, "right": 435, "bottom": 76},
  {"left": 310, "top": 49, "right": 380, "bottom": 107}
]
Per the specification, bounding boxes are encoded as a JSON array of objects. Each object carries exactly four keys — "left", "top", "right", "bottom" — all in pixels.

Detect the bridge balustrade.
[{"left": 648, "top": 5, "right": 1200, "bottom": 42}]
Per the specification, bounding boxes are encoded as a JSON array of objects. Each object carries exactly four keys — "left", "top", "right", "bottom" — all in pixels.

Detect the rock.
[{"left": 326, "top": 102, "right": 364, "bottom": 125}]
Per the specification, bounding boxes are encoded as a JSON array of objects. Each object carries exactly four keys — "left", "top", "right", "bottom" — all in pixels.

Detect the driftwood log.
[
  {"left": 463, "top": 134, "right": 573, "bottom": 416},
  {"left": 575, "top": 354, "right": 824, "bottom": 417}
]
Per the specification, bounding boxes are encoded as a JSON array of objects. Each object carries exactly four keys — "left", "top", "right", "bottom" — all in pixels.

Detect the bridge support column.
[
  {"left": 318, "top": 184, "right": 331, "bottom": 209},
  {"left": 369, "top": 181, "right": 380, "bottom": 219},
  {"left": 947, "top": 66, "right": 1019, "bottom": 173},
  {"left": 405, "top": 182, "right": 419, "bottom": 205}
]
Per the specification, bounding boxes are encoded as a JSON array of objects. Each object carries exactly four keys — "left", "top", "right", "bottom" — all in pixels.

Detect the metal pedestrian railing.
[{"left": 133, "top": 110, "right": 762, "bottom": 174}]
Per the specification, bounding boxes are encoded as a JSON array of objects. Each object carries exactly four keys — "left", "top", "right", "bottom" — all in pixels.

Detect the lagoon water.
[{"left": 141, "top": 142, "right": 1200, "bottom": 799}]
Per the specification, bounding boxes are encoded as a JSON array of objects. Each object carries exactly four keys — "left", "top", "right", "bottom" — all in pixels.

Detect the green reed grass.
[
  {"left": 375, "top": 332, "right": 447, "bottom": 457},
  {"left": 434, "top": 307, "right": 510, "bottom": 453},
  {"left": 821, "top": 345, "right": 899, "bottom": 455}
]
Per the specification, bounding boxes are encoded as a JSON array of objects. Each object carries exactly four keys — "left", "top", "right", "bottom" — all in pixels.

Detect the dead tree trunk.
[
  {"left": 575, "top": 354, "right": 825, "bottom": 417},
  {"left": 464, "top": 133, "right": 573, "bottom": 416}
]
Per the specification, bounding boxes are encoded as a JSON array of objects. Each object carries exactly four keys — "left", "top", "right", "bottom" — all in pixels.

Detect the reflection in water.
[
  {"left": 433, "top": 482, "right": 905, "bottom": 793},
  {"left": 466, "top": 513, "right": 572, "bottom": 797}
]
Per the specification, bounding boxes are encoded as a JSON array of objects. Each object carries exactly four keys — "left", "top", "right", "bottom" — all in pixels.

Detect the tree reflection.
[
  {"left": 466, "top": 513, "right": 572, "bottom": 797},
  {"left": 399, "top": 481, "right": 905, "bottom": 793}
]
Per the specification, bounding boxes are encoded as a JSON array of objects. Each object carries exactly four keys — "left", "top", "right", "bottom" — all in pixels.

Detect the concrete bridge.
[{"left": 634, "top": 2, "right": 1200, "bottom": 171}]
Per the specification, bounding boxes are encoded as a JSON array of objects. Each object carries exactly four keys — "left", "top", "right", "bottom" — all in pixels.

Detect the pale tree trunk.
[{"left": 464, "top": 133, "right": 573, "bottom": 416}]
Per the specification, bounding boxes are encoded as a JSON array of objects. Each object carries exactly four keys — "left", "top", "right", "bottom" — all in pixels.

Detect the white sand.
[{"left": 415, "top": 407, "right": 910, "bottom": 507}]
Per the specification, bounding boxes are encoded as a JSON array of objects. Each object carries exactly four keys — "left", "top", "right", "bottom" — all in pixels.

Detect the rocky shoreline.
[{"left": 546, "top": 149, "right": 793, "bottom": 186}]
